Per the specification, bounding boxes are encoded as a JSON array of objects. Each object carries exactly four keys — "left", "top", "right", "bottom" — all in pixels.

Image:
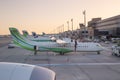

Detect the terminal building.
[{"left": 88, "top": 15, "right": 120, "bottom": 39}]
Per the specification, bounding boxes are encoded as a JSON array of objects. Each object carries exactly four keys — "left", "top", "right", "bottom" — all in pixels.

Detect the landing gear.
[
  {"left": 97, "top": 51, "right": 100, "bottom": 55},
  {"left": 60, "top": 52, "right": 65, "bottom": 55}
]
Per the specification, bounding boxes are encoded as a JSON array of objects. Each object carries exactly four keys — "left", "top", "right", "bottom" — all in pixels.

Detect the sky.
[{"left": 0, "top": 0, "right": 120, "bottom": 35}]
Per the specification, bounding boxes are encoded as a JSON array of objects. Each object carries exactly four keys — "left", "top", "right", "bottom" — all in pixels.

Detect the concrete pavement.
[{"left": 0, "top": 39, "right": 120, "bottom": 80}]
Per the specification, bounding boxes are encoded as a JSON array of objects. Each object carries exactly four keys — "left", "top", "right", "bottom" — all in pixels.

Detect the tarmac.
[{"left": 0, "top": 37, "right": 120, "bottom": 80}]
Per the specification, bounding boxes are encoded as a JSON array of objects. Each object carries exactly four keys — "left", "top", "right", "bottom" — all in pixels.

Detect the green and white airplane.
[
  {"left": 9, "top": 27, "right": 104, "bottom": 55},
  {"left": 22, "top": 30, "right": 55, "bottom": 42}
]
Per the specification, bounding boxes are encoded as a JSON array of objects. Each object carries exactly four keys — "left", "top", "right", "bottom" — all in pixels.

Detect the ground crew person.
[
  {"left": 74, "top": 39, "right": 77, "bottom": 52},
  {"left": 34, "top": 45, "right": 37, "bottom": 55}
]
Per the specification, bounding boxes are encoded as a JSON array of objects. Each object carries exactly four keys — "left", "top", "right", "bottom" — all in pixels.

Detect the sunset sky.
[{"left": 0, "top": 0, "right": 120, "bottom": 35}]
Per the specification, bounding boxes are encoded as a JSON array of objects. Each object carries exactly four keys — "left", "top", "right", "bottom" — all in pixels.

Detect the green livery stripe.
[
  {"left": 48, "top": 48, "right": 72, "bottom": 53},
  {"left": 32, "top": 40, "right": 52, "bottom": 42},
  {"left": 9, "top": 28, "right": 34, "bottom": 51},
  {"left": 41, "top": 47, "right": 72, "bottom": 53},
  {"left": 23, "top": 31, "right": 29, "bottom": 37},
  {"left": 13, "top": 40, "right": 34, "bottom": 51},
  {"left": 10, "top": 28, "right": 33, "bottom": 46}
]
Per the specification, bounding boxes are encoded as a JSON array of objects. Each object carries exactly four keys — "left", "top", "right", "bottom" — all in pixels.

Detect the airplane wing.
[{"left": 0, "top": 62, "right": 56, "bottom": 80}]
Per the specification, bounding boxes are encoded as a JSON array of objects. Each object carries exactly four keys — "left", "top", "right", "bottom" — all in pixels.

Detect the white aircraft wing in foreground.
[{"left": 0, "top": 62, "right": 55, "bottom": 80}]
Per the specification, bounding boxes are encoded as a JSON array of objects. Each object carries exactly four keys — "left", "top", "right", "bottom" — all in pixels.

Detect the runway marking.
[{"left": 37, "top": 63, "right": 120, "bottom": 66}]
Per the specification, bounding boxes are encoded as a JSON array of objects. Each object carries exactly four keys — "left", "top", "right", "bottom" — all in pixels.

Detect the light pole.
[
  {"left": 62, "top": 24, "right": 64, "bottom": 32},
  {"left": 67, "top": 21, "right": 69, "bottom": 31},
  {"left": 57, "top": 26, "right": 60, "bottom": 34},
  {"left": 83, "top": 10, "right": 88, "bottom": 38},
  {"left": 71, "top": 18, "right": 73, "bottom": 32},
  {"left": 62, "top": 24, "right": 64, "bottom": 37},
  {"left": 83, "top": 10, "right": 86, "bottom": 27}
]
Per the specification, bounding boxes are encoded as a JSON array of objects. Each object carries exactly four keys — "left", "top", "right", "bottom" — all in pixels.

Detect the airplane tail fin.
[
  {"left": 9, "top": 27, "right": 34, "bottom": 51},
  {"left": 32, "top": 32, "right": 38, "bottom": 38},
  {"left": 22, "top": 30, "right": 29, "bottom": 37}
]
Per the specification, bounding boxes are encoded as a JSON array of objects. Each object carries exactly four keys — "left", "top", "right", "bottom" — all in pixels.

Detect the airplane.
[
  {"left": 22, "top": 30, "right": 29, "bottom": 37},
  {"left": 9, "top": 27, "right": 104, "bottom": 55},
  {"left": 0, "top": 62, "right": 55, "bottom": 80},
  {"left": 22, "top": 30, "right": 56, "bottom": 42},
  {"left": 32, "top": 32, "right": 38, "bottom": 38}
]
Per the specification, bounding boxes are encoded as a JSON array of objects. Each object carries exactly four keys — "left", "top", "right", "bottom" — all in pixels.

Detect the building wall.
[
  {"left": 88, "top": 15, "right": 120, "bottom": 38},
  {"left": 88, "top": 27, "right": 94, "bottom": 39}
]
